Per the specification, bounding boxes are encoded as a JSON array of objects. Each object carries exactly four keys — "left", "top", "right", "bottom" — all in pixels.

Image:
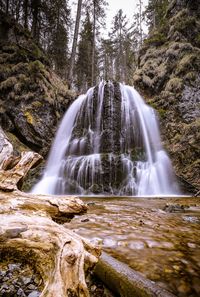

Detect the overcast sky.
[
  {"left": 69, "top": 0, "right": 149, "bottom": 37},
  {"left": 106, "top": 0, "right": 149, "bottom": 31}
]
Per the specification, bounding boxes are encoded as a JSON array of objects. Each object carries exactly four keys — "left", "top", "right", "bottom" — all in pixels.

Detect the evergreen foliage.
[{"left": 0, "top": 0, "right": 175, "bottom": 88}]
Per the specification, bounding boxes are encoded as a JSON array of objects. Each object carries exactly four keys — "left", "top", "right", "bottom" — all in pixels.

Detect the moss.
[
  {"left": 32, "top": 101, "right": 43, "bottom": 108},
  {"left": 12, "top": 62, "right": 28, "bottom": 74},
  {"left": 148, "top": 99, "right": 157, "bottom": 109},
  {"left": 6, "top": 132, "right": 29, "bottom": 153},
  {"left": 165, "top": 77, "right": 183, "bottom": 92},
  {"left": 16, "top": 48, "right": 28, "bottom": 60},
  {"left": 157, "top": 109, "right": 166, "bottom": 118},
  {"left": 0, "top": 64, "right": 12, "bottom": 79},
  {"left": 184, "top": 71, "right": 196, "bottom": 82},
  {"left": 195, "top": 33, "right": 200, "bottom": 47},
  {"left": 31, "top": 44, "right": 43, "bottom": 60},
  {"left": 14, "top": 82, "right": 22, "bottom": 93},
  {"left": 0, "top": 76, "right": 17, "bottom": 90},
  {"left": 176, "top": 54, "right": 199, "bottom": 74},
  {"left": 28, "top": 60, "right": 45, "bottom": 76},
  {"left": 144, "top": 32, "right": 167, "bottom": 47},
  {"left": 24, "top": 111, "right": 35, "bottom": 125},
  {"left": 2, "top": 45, "right": 17, "bottom": 53},
  {"left": 174, "top": 16, "right": 196, "bottom": 33}
]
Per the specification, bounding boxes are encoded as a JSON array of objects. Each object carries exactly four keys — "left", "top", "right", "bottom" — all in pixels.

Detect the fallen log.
[{"left": 94, "top": 252, "right": 176, "bottom": 297}]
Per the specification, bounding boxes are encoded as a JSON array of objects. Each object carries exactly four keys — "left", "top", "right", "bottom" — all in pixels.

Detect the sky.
[
  {"left": 69, "top": 0, "right": 149, "bottom": 31},
  {"left": 105, "top": 0, "right": 149, "bottom": 31}
]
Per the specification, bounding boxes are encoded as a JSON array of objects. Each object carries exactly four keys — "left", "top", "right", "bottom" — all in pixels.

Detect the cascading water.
[{"left": 32, "top": 82, "right": 179, "bottom": 196}]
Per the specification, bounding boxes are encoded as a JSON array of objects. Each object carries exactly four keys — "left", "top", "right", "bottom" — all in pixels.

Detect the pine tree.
[
  {"left": 145, "top": 0, "right": 169, "bottom": 31},
  {"left": 109, "top": 9, "right": 128, "bottom": 82},
  {"left": 76, "top": 12, "right": 93, "bottom": 91},
  {"left": 99, "top": 38, "right": 114, "bottom": 81},
  {"left": 83, "top": 0, "right": 107, "bottom": 85},
  {"left": 45, "top": 0, "right": 70, "bottom": 78}
]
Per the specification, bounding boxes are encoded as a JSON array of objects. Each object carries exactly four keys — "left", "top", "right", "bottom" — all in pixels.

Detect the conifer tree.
[
  {"left": 76, "top": 12, "right": 93, "bottom": 91},
  {"left": 145, "top": 0, "right": 169, "bottom": 31}
]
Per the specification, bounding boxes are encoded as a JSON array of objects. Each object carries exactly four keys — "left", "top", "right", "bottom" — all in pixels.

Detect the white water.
[{"left": 32, "top": 82, "right": 179, "bottom": 196}]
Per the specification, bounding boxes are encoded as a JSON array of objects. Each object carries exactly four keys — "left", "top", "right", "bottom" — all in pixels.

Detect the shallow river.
[{"left": 65, "top": 196, "right": 200, "bottom": 297}]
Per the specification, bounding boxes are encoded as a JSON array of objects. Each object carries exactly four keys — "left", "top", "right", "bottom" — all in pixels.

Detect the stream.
[{"left": 65, "top": 196, "right": 200, "bottom": 297}]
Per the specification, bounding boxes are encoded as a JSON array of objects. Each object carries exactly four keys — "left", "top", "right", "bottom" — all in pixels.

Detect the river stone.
[{"left": 28, "top": 291, "right": 40, "bottom": 297}]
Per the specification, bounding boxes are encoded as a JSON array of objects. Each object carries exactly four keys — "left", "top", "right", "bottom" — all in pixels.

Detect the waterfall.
[{"left": 32, "top": 82, "right": 180, "bottom": 196}]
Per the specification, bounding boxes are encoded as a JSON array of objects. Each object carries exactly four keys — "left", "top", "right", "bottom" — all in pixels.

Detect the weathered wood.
[
  {"left": 0, "top": 127, "right": 13, "bottom": 170},
  {"left": 0, "top": 127, "right": 101, "bottom": 296},
  {"left": 94, "top": 252, "right": 176, "bottom": 297},
  {"left": 0, "top": 127, "right": 43, "bottom": 191},
  {"left": 0, "top": 151, "right": 43, "bottom": 191},
  {"left": 0, "top": 190, "right": 101, "bottom": 297}
]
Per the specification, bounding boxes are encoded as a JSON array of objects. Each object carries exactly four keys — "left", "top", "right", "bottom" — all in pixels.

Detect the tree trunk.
[
  {"left": 31, "top": 0, "right": 40, "bottom": 42},
  {"left": 6, "top": 0, "right": 9, "bottom": 14},
  {"left": 23, "top": 0, "right": 28, "bottom": 29},
  {"left": 91, "top": 0, "right": 96, "bottom": 86},
  {"left": 68, "top": 0, "right": 82, "bottom": 88}
]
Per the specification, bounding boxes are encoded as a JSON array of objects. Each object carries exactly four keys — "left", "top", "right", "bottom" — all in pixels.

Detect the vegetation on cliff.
[
  {"left": 133, "top": 0, "right": 200, "bottom": 192},
  {"left": 0, "top": 11, "right": 74, "bottom": 156}
]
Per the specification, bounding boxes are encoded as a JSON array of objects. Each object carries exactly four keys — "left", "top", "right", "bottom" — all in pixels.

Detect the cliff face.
[
  {"left": 133, "top": 1, "right": 200, "bottom": 192},
  {"left": 0, "top": 11, "right": 74, "bottom": 156}
]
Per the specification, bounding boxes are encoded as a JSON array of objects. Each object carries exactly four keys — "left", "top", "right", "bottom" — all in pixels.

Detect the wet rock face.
[
  {"left": 0, "top": 11, "right": 74, "bottom": 156},
  {"left": 63, "top": 82, "right": 125, "bottom": 194},
  {"left": 133, "top": 4, "right": 200, "bottom": 192}
]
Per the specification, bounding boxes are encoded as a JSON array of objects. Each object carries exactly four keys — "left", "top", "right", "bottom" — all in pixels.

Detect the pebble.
[
  {"left": 0, "top": 262, "right": 42, "bottom": 297},
  {"left": 81, "top": 218, "right": 90, "bottom": 222},
  {"left": 28, "top": 291, "right": 41, "bottom": 297}
]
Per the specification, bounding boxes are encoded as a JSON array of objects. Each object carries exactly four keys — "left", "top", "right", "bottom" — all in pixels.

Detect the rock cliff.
[
  {"left": 0, "top": 11, "right": 74, "bottom": 157},
  {"left": 133, "top": 0, "right": 200, "bottom": 192}
]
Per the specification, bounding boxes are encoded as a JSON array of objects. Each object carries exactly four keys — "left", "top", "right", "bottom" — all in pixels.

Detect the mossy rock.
[
  {"left": 165, "top": 77, "right": 183, "bottom": 92},
  {"left": 0, "top": 76, "right": 17, "bottom": 91},
  {"left": 144, "top": 32, "right": 167, "bottom": 47},
  {"left": 176, "top": 53, "right": 199, "bottom": 75}
]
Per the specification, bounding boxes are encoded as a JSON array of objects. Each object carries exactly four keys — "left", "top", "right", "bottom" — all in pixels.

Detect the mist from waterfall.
[{"left": 32, "top": 82, "right": 180, "bottom": 196}]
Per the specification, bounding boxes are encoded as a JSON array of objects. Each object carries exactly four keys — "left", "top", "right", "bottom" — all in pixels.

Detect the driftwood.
[
  {"left": 95, "top": 252, "right": 176, "bottom": 297},
  {"left": 0, "top": 191, "right": 100, "bottom": 296},
  {"left": 0, "top": 127, "right": 43, "bottom": 191},
  {"left": 0, "top": 127, "right": 101, "bottom": 296},
  {"left": 0, "top": 127, "right": 14, "bottom": 169}
]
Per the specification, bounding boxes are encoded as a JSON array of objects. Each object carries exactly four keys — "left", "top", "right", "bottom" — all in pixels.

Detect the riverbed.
[{"left": 64, "top": 196, "right": 200, "bottom": 297}]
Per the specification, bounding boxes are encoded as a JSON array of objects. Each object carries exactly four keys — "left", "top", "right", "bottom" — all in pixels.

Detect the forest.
[{"left": 0, "top": 0, "right": 169, "bottom": 90}]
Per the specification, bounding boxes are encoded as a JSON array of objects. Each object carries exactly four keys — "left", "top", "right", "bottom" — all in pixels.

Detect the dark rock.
[
  {"left": 27, "top": 284, "right": 36, "bottom": 290},
  {"left": 17, "top": 288, "right": 26, "bottom": 297},
  {"left": 0, "top": 261, "right": 43, "bottom": 297},
  {"left": 163, "top": 204, "right": 189, "bottom": 213}
]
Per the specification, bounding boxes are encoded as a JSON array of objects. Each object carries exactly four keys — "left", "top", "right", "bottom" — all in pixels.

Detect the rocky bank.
[{"left": 133, "top": 0, "right": 200, "bottom": 192}]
